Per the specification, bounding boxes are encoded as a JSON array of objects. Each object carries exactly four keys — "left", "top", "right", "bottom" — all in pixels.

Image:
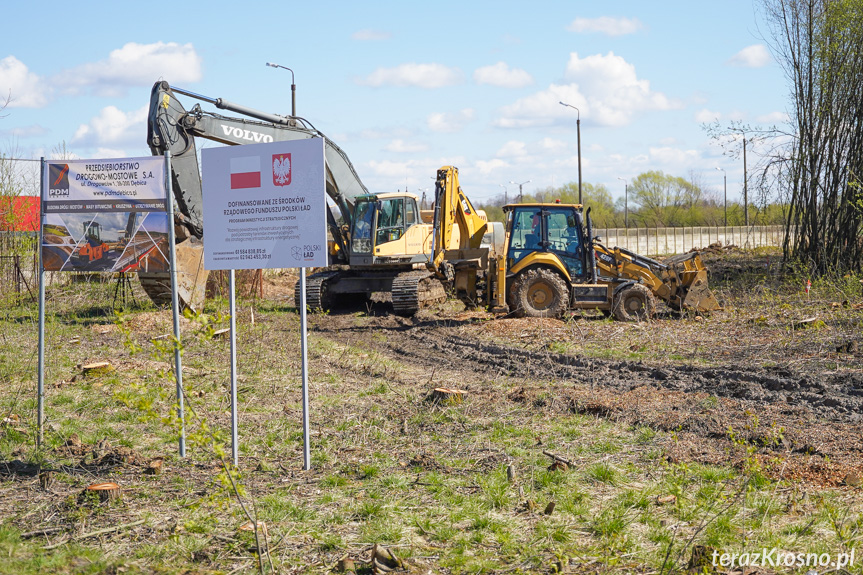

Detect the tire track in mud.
[{"left": 315, "top": 319, "right": 863, "bottom": 423}]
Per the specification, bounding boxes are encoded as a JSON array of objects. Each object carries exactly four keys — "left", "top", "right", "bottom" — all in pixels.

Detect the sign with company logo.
[
  {"left": 40, "top": 157, "right": 170, "bottom": 272},
  {"left": 201, "top": 138, "right": 327, "bottom": 270}
]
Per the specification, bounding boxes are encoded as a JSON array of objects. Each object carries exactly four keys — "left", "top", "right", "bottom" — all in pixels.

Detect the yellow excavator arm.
[{"left": 431, "top": 166, "right": 488, "bottom": 270}]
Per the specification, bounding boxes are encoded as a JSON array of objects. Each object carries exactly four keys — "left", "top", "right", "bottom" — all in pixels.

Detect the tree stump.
[
  {"left": 39, "top": 471, "right": 55, "bottom": 490},
  {"left": 429, "top": 388, "right": 466, "bottom": 405},
  {"left": 144, "top": 459, "right": 163, "bottom": 476},
  {"left": 81, "top": 362, "right": 113, "bottom": 377},
  {"left": 84, "top": 482, "right": 121, "bottom": 503}
]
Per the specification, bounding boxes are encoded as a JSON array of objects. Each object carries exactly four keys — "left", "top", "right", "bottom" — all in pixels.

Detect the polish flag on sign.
[{"left": 230, "top": 156, "right": 261, "bottom": 189}]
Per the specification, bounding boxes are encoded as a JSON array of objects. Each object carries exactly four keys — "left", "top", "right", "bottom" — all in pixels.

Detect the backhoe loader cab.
[
  {"left": 503, "top": 203, "right": 600, "bottom": 318},
  {"left": 506, "top": 204, "right": 587, "bottom": 281}
]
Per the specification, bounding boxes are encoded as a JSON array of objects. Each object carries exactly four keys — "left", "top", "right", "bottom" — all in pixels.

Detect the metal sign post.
[
  {"left": 37, "top": 158, "right": 45, "bottom": 448},
  {"left": 229, "top": 270, "right": 239, "bottom": 467},
  {"left": 300, "top": 271, "right": 310, "bottom": 470},
  {"left": 164, "top": 151, "right": 186, "bottom": 457}
]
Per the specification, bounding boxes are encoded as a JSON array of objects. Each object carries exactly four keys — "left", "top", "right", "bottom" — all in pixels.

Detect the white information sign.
[{"left": 202, "top": 138, "right": 327, "bottom": 270}]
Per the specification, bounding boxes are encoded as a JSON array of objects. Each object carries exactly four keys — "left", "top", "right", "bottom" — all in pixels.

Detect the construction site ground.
[{"left": 1, "top": 248, "right": 863, "bottom": 574}]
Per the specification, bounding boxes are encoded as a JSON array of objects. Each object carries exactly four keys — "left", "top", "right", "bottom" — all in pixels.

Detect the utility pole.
[
  {"left": 499, "top": 184, "right": 508, "bottom": 205},
  {"left": 510, "top": 180, "right": 531, "bottom": 203},
  {"left": 617, "top": 177, "right": 629, "bottom": 228}
]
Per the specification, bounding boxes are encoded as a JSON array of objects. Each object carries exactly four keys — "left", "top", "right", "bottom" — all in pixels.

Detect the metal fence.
[
  {"left": 0, "top": 232, "right": 38, "bottom": 302},
  {"left": 595, "top": 225, "right": 790, "bottom": 257}
]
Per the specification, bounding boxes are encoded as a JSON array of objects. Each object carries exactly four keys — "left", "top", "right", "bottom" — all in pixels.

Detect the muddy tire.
[
  {"left": 612, "top": 284, "right": 656, "bottom": 322},
  {"left": 511, "top": 269, "right": 569, "bottom": 318}
]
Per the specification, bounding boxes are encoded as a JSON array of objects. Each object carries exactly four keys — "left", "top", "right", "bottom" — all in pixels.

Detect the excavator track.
[
  {"left": 391, "top": 271, "right": 446, "bottom": 316},
  {"left": 294, "top": 271, "right": 340, "bottom": 311}
]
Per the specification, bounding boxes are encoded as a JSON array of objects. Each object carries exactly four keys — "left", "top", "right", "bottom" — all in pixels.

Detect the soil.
[{"left": 292, "top": 248, "right": 863, "bottom": 487}]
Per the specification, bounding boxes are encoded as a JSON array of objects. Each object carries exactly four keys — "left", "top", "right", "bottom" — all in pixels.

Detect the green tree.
[{"left": 628, "top": 170, "right": 704, "bottom": 226}]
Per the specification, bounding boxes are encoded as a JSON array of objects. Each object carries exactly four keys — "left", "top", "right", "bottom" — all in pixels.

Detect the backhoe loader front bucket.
[{"left": 663, "top": 252, "right": 721, "bottom": 312}]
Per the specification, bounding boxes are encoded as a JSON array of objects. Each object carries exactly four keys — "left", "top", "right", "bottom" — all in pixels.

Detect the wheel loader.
[{"left": 429, "top": 170, "right": 720, "bottom": 320}]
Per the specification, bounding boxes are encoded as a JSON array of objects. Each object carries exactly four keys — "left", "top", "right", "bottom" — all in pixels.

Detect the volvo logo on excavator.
[{"left": 220, "top": 125, "right": 274, "bottom": 143}]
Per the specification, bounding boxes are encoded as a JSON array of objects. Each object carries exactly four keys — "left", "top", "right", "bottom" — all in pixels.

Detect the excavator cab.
[{"left": 348, "top": 193, "right": 430, "bottom": 265}]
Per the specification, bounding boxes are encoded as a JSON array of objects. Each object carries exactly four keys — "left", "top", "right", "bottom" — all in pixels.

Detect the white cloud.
[
  {"left": 366, "top": 160, "right": 411, "bottom": 178},
  {"left": 695, "top": 109, "right": 721, "bottom": 123},
  {"left": 727, "top": 44, "right": 772, "bottom": 68},
  {"left": 495, "top": 52, "right": 679, "bottom": 128},
  {"left": 358, "top": 63, "right": 463, "bottom": 88},
  {"left": 539, "top": 137, "right": 567, "bottom": 152},
  {"left": 496, "top": 141, "right": 527, "bottom": 158},
  {"left": 427, "top": 108, "right": 475, "bottom": 133},
  {"left": 473, "top": 62, "right": 533, "bottom": 88},
  {"left": 0, "top": 124, "right": 48, "bottom": 138},
  {"left": 475, "top": 159, "right": 508, "bottom": 175},
  {"left": 385, "top": 139, "right": 428, "bottom": 153},
  {"left": 755, "top": 111, "right": 788, "bottom": 124},
  {"left": 0, "top": 56, "right": 49, "bottom": 107},
  {"left": 58, "top": 42, "right": 202, "bottom": 97},
  {"left": 72, "top": 105, "right": 148, "bottom": 148},
  {"left": 352, "top": 29, "right": 391, "bottom": 41},
  {"left": 648, "top": 146, "right": 700, "bottom": 166},
  {"left": 567, "top": 17, "right": 643, "bottom": 36}
]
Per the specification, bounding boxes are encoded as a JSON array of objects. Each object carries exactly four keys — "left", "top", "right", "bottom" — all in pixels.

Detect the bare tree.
[{"left": 760, "top": 0, "right": 863, "bottom": 273}]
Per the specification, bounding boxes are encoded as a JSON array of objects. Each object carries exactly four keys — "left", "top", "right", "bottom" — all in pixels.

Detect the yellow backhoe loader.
[{"left": 429, "top": 169, "right": 720, "bottom": 321}]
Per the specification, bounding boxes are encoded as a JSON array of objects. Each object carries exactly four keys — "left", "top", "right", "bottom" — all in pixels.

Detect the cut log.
[
  {"left": 84, "top": 482, "right": 121, "bottom": 503},
  {"left": 429, "top": 388, "right": 466, "bottom": 405}
]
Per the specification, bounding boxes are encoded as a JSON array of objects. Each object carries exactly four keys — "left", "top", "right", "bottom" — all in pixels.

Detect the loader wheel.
[
  {"left": 612, "top": 284, "right": 656, "bottom": 322},
  {"left": 511, "top": 269, "right": 569, "bottom": 318}
]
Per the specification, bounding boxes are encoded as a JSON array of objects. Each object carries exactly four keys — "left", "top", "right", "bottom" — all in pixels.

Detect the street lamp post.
[
  {"left": 715, "top": 167, "right": 727, "bottom": 227},
  {"left": 499, "top": 184, "right": 508, "bottom": 205},
  {"left": 559, "top": 101, "right": 582, "bottom": 204},
  {"left": 266, "top": 62, "right": 296, "bottom": 119},
  {"left": 509, "top": 180, "right": 531, "bottom": 203},
  {"left": 617, "top": 177, "right": 628, "bottom": 229}
]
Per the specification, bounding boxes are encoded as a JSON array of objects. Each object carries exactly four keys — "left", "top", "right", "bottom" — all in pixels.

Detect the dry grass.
[{"left": 0, "top": 251, "right": 862, "bottom": 574}]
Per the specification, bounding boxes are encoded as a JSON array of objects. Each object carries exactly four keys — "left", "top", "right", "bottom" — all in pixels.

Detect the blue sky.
[{"left": 1, "top": 1, "right": 786, "bottom": 205}]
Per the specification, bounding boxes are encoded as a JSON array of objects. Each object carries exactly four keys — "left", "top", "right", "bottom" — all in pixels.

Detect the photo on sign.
[{"left": 41, "top": 211, "right": 170, "bottom": 272}]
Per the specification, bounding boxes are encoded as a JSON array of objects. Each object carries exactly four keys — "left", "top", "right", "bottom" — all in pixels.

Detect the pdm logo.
[
  {"left": 48, "top": 163, "right": 70, "bottom": 197},
  {"left": 272, "top": 154, "right": 291, "bottom": 187}
]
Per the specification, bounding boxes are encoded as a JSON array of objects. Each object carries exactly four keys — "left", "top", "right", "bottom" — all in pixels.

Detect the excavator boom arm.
[{"left": 147, "top": 81, "right": 368, "bottom": 236}]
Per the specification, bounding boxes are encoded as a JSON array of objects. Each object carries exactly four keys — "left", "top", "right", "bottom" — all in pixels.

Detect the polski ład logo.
[{"left": 273, "top": 154, "right": 292, "bottom": 186}]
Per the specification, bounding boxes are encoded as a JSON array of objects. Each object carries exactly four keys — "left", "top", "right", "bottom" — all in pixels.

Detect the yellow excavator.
[{"left": 429, "top": 168, "right": 720, "bottom": 320}]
